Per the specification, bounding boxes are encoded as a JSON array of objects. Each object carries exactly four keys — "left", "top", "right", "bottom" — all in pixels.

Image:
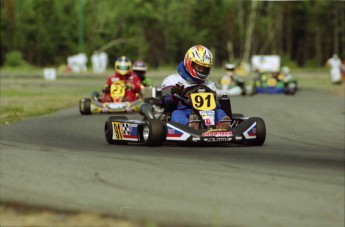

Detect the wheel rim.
[{"left": 143, "top": 125, "right": 150, "bottom": 141}]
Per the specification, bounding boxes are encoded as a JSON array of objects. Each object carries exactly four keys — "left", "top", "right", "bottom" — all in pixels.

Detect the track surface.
[{"left": 1, "top": 88, "right": 344, "bottom": 226}]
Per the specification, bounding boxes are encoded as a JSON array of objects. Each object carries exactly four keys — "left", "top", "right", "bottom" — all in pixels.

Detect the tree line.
[{"left": 1, "top": 0, "right": 344, "bottom": 68}]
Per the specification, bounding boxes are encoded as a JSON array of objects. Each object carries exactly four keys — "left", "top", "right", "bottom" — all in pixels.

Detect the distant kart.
[
  {"left": 104, "top": 84, "right": 266, "bottom": 146},
  {"left": 216, "top": 76, "right": 256, "bottom": 96},
  {"left": 216, "top": 75, "right": 244, "bottom": 96},
  {"left": 254, "top": 72, "right": 298, "bottom": 95},
  {"left": 79, "top": 81, "right": 144, "bottom": 114}
]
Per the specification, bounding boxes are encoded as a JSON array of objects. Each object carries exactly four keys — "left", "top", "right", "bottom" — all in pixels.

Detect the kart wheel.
[
  {"left": 247, "top": 117, "right": 266, "bottom": 146},
  {"left": 79, "top": 98, "right": 91, "bottom": 115},
  {"left": 285, "top": 83, "right": 297, "bottom": 95},
  {"left": 104, "top": 116, "right": 128, "bottom": 145},
  {"left": 142, "top": 119, "right": 165, "bottom": 146}
]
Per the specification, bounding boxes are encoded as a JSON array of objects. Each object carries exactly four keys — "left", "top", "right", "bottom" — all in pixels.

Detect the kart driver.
[
  {"left": 133, "top": 60, "right": 153, "bottom": 87},
  {"left": 161, "top": 45, "right": 231, "bottom": 129},
  {"left": 217, "top": 63, "right": 243, "bottom": 96},
  {"left": 102, "top": 56, "right": 141, "bottom": 102}
]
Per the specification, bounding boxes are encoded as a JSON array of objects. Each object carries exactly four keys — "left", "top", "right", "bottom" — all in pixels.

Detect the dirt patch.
[{"left": 0, "top": 203, "right": 147, "bottom": 227}]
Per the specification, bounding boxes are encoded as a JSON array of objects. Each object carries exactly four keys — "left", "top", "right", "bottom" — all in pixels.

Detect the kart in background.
[
  {"left": 104, "top": 84, "right": 266, "bottom": 146},
  {"left": 216, "top": 75, "right": 245, "bottom": 96},
  {"left": 79, "top": 81, "right": 144, "bottom": 114},
  {"left": 254, "top": 72, "right": 298, "bottom": 95},
  {"left": 216, "top": 75, "right": 256, "bottom": 97}
]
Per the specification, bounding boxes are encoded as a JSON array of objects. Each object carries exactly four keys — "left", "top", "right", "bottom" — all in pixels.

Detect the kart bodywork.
[
  {"left": 79, "top": 81, "right": 144, "bottom": 114},
  {"left": 104, "top": 84, "right": 266, "bottom": 146},
  {"left": 254, "top": 72, "right": 298, "bottom": 95}
]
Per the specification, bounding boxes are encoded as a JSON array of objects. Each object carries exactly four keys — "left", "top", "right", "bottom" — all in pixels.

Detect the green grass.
[
  {"left": 0, "top": 67, "right": 343, "bottom": 124},
  {"left": 0, "top": 77, "right": 104, "bottom": 124}
]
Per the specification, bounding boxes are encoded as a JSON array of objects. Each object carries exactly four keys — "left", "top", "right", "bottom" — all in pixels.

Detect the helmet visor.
[
  {"left": 193, "top": 62, "right": 210, "bottom": 75},
  {"left": 117, "top": 65, "right": 130, "bottom": 71}
]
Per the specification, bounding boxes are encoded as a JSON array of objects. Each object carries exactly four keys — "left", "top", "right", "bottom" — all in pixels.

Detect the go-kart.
[
  {"left": 216, "top": 75, "right": 244, "bottom": 96},
  {"left": 79, "top": 81, "right": 144, "bottom": 114},
  {"left": 254, "top": 72, "right": 297, "bottom": 95},
  {"left": 104, "top": 84, "right": 266, "bottom": 146},
  {"left": 216, "top": 75, "right": 256, "bottom": 96}
]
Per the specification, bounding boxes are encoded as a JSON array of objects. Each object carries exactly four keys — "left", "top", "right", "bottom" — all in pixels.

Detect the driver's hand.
[
  {"left": 125, "top": 82, "right": 133, "bottom": 90},
  {"left": 171, "top": 83, "right": 184, "bottom": 97},
  {"left": 103, "top": 86, "right": 110, "bottom": 93}
]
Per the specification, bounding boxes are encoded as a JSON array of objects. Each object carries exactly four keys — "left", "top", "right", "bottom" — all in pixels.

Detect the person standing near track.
[{"left": 327, "top": 54, "right": 342, "bottom": 84}]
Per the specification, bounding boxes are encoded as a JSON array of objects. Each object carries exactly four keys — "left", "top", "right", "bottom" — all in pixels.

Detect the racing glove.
[
  {"left": 125, "top": 82, "right": 133, "bottom": 90},
  {"left": 171, "top": 83, "right": 184, "bottom": 98},
  {"left": 103, "top": 86, "right": 110, "bottom": 93}
]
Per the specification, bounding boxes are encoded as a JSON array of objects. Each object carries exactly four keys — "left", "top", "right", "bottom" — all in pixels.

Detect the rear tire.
[
  {"left": 247, "top": 117, "right": 266, "bottom": 146},
  {"left": 79, "top": 98, "right": 91, "bottom": 115},
  {"left": 142, "top": 119, "right": 165, "bottom": 146},
  {"left": 104, "top": 116, "right": 128, "bottom": 145}
]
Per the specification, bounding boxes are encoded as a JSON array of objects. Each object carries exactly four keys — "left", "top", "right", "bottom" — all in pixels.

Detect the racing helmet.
[
  {"left": 133, "top": 60, "right": 147, "bottom": 72},
  {"left": 225, "top": 63, "right": 235, "bottom": 71},
  {"left": 114, "top": 56, "right": 132, "bottom": 76},
  {"left": 281, "top": 66, "right": 290, "bottom": 74},
  {"left": 133, "top": 60, "right": 147, "bottom": 80},
  {"left": 184, "top": 45, "right": 213, "bottom": 81}
]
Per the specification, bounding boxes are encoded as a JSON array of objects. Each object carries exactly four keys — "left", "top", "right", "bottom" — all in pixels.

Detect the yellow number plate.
[
  {"left": 112, "top": 122, "right": 124, "bottom": 140},
  {"left": 110, "top": 81, "right": 125, "bottom": 99},
  {"left": 267, "top": 78, "right": 277, "bottom": 87},
  {"left": 190, "top": 92, "right": 216, "bottom": 111}
]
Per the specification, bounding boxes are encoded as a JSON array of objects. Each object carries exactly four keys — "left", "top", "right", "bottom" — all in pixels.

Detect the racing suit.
[
  {"left": 161, "top": 62, "right": 228, "bottom": 126},
  {"left": 102, "top": 72, "right": 141, "bottom": 102}
]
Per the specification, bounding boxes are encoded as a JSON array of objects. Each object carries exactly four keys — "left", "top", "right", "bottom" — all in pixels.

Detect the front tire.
[
  {"left": 247, "top": 117, "right": 266, "bottom": 146},
  {"left": 142, "top": 119, "right": 165, "bottom": 146},
  {"left": 80, "top": 98, "right": 91, "bottom": 115}
]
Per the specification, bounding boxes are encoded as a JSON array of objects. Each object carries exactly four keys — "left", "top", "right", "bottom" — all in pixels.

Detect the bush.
[
  {"left": 4, "top": 51, "right": 28, "bottom": 67},
  {"left": 281, "top": 55, "right": 298, "bottom": 69}
]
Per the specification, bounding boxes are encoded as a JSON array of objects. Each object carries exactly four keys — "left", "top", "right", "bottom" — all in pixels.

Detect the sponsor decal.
[
  {"left": 192, "top": 137, "right": 201, "bottom": 142},
  {"left": 166, "top": 124, "right": 190, "bottom": 141},
  {"left": 107, "top": 103, "right": 127, "bottom": 109},
  {"left": 202, "top": 131, "right": 232, "bottom": 137},
  {"left": 204, "top": 138, "right": 232, "bottom": 142},
  {"left": 122, "top": 123, "right": 138, "bottom": 141},
  {"left": 235, "top": 136, "right": 242, "bottom": 141},
  {"left": 168, "top": 128, "right": 175, "bottom": 134},
  {"left": 167, "top": 126, "right": 184, "bottom": 138},
  {"left": 243, "top": 122, "right": 257, "bottom": 139},
  {"left": 200, "top": 110, "right": 215, "bottom": 125}
]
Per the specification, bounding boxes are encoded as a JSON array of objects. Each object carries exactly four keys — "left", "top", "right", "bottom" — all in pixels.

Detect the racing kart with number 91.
[{"left": 104, "top": 84, "right": 266, "bottom": 146}]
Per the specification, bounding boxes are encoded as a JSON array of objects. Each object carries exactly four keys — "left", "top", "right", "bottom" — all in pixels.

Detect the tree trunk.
[
  {"left": 332, "top": 5, "right": 338, "bottom": 54},
  {"left": 238, "top": 1, "right": 244, "bottom": 57},
  {"left": 243, "top": 0, "right": 257, "bottom": 63},
  {"left": 315, "top": 27, "right": 322, "bottom": 66},
  {"left": 286, "top": 5, "right": 292, "bottom": 60}
]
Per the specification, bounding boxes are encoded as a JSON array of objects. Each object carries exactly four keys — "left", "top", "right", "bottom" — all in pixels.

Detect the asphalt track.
[{"left": 1, "top": 88, "right": 344, "bottom": 227}]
